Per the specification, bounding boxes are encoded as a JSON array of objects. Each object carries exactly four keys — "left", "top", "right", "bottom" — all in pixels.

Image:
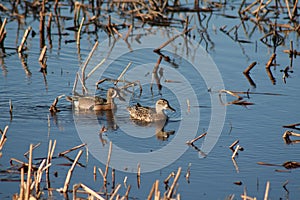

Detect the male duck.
[
  {"left": 127, "top": 99, "right": 175, "bottom": 122},
  {"left": 66, "top": 88, "right": 117, "bottom": 111}
]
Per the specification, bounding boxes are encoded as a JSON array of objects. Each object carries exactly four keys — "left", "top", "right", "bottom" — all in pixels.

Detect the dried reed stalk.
[
  {"left": 265, "top": 54, "right": 276, "bottom": 69},
  {"left": 77, "top": 71, "right": 89, "bottom": 94},
  {"left": 24, "top": 143, "right": 41, "bottom": 157},
  {"left": 9, "top": 99, "right": 13, "bottom": 117},
  {"left": 232, "top": 144, "right": 240, "bottom": 159},
  {"left": 38, "top": 45, "right": 47, "bottom": 62},
  {"left": 219, "top": 89, "right": 242, "bottom": 100},
  {"left": 114, "top": 62, "right": 132, "bottom": 85},
  {"left": 263, "top": 181, "right": 270, "bottom": 200},
  {"left": 147, "top": 180, "right": 156, "bottom": 200},
  {"left": 124, "top": 24, "right": 132, "bottom": 41},
  {"left": 25, "top": 144, "right": 33, "bottom": 200},
  {"left": 243, "top": 62, "right": 257, "bottom": 74},
  {"left": 283, "top": 130, "right": 300, "bottom": 138},
  {"left": 104, "top": 141, "right": 112, "bottom": 184},
  {"left": 0, "top": 125, "right": 8, "bottom": 150},
  {"left": 137, "top": 163, "right": 141, "bottom": 188},
  {"left": 124, "top": 184, "right": 131, "bottom": 199},
  {"left": 80, "top": 183, "right": 105, "bottom": 200},
  {"left": 58, "top": 143, "right": 86, "bottom": 156},
  {"left": 109, "top": 183, "right": 121, "bottom": 200},
  {"left": 19, "top": 167, "right": 25, "bottom": 199},
  {"left": 82, "top": 41, "right": 99, "bottom": 83},
  {"left": 35, "top": 159, "right": 46, "bottom": 194},
  {"left": 86, "top": 58, "right": 106, "bottom": 80},
  {"left": 18, "top": 26, "right": 32, "bottom": 53},
  {"left": 154, "top": 180, "right": 160, "bottom": 200},
  {"left": 164, "top": 172, "right": 175, "bottom": 184},
  {"left": 62, "top": 149, "right": 83, "bottom": 193},
  {"left": 77, "top": 17, "right": 85, "bottom": 45},
  {"left": 154, "top": 27, "right": 194, "bottom": 52},
  {"left": 229, "top": 140, "right": 239, "bottom": 151},
  {"left": 186, "top": 132, "right": 207, "bottom": 145},
  {"left": 167, "top": 167, "right": 181, "bottom": 198},
  {"left": 47, "top": 12, "right": 52, "bottom": 35},
  {"left": 0, "top": 18, "right": 7, "bottom": 45}
]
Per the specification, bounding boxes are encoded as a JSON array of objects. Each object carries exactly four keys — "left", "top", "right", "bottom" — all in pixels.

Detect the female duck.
[
  {"left": 127, "top": 99, "right": 175, "bottom": 122},
  {"left": 66, "top": 88, "right": 117, "bottom": 111}
]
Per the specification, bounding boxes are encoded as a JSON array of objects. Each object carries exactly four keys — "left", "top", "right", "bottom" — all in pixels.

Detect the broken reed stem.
[
  {"left": 80, "top": 183, "right": 105, "bottom": 200},
  {"left": 114, "top": 62, "right": 132, "bottom": 85},
  {"left": 9, "top": 99, "right": 13, "bottom": 115},
  {"left": 124, "top": 184, "right": 131, "bottom": 199},
  {"left": 81, "top": 41, "right": 99, "bottom": 82},
  {"left": 47, "top": 12, "right": 52, "bottom": 34},
  {"left": 62, "top": 149, "right": 83, "bottom": 193},
  {"left": 153, "top": 56, "right": 162, "bottom": 74},
  {"left": 72, "top": 72, "right": 79, "bottom": 94},
  {"left": 147, "top": 181, "right": 156, "bottom": 200},
  {"left": 137, "top": 163, "right": 141, "bottom": 188},
  {"left": 46, "top": 139, "right": 56, "bottom": 180},
  {"left": 154, "top": 180, "right": 160, "bottom": 200},
  {"left": 154, "top": 27, "right": 194, "bottom": 52},
  {"left": 292, "top": 0, "right": 298, "bottom": 18},
  {"left": 283, "top": 130, "right": 300, "bottom": 138},
  {"left": 284, "top": 0, "right": 293, "bottom": 20},
  {"left": 124, "top": 24, "right": 132, "bottom": 41},
  {"left": 164, "top": 172, "right": 175, "bottom": 184},
  {"left": 19, "top": 167, "right": 24, "bottom": 199},
  {"left": 93, "top": 166, "right": 97, "bottom": 181},
  {"left": 35, "top": 159, "right": 46, "bottom": 194},
  {"left": 24, "top": 143, "right": 41, "bottom": 157},
  {"left": 266, "top": 53, "right": 276, "bottom": 69},
  {"left": 219, "top": 89, "right": 242, "bottom": 100},
  {"left": 104, "top": 141, "right": 113, "bottom": 184},
  {"left": 167, "top": 167, "right": 181, "bottom": 198},
  {"left": 243, "top": 62, "right": 257, "bottom": 74},
  {"left": 77, "top": 71, "right": 89, "bottom": 94},
  {"left": 0, "top": 18, "right": 7, "bottom": 36},
  {"left": 77, "top": 17, "right": 85, "bottom": 45},
  {"left": 109, "top": 184, "right": 121, "bottom": 200},
  {"left": 18, "top": 26, "right": 32, "bottom": 53},
  {"left": 25, "top": 144, "right": 33, "bottom": 200},
  {"left": 0, "top": 18, "right": 7, "bottom": 45},
  {"left": 232, "top": 144, "right": 240, "bottom": 159},
  {"left": 38, "top": 45, "right": 47, "bottom": 62},
  {"left": 112, "top": 168, "right": 115, "bottom": 189},
  {"left": 86, "top": 58, "right": 106, "bottom": 80},
  {"left": 58, "top": 143, "right": 86, "bottom": 156},
  {"left": 186, "top": 132, "right": 207, "bottom": 145},
  {"left": 264, "top": 181, "right": 270, "bottom": 200},
  {"left": 229, "top": 139, "right": 239, "bottom": 150},
  {"left": 0, "top": 125, "right": 8, "bottom": 150}
]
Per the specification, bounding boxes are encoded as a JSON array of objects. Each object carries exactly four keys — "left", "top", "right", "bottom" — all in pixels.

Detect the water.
[{"left": 1, "top": 1, "right": 300, "bottom": 199}]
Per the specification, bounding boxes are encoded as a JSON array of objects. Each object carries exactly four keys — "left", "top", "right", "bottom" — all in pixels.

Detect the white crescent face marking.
[{"left": 73, "top": 101, "right": 79, "bottom": 110}]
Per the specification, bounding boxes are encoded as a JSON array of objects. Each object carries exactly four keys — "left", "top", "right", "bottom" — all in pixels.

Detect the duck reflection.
[
  {"left": 130, "top": 118, "right": 175, "bottom": 141},
  {"left": 95, "top": 109, "right": 118, "bottom": 131}
]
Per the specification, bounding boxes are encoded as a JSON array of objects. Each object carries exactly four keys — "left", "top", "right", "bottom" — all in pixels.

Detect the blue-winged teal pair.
[{"left": 67, "top": 88, "right": 175, "bottom": 122}]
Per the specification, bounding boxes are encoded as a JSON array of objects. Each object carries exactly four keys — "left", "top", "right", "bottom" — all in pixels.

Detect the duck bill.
[{"left": 167, "top": 105, "right": 176, "bottom": 112}]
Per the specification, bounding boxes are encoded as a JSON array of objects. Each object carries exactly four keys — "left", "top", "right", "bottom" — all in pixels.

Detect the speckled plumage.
[
  {"left": 127, "top": 99, "right": 175, "bottom": 122},
  {"left": 66, "top": 88, "right": 117, "bottom": 111}
]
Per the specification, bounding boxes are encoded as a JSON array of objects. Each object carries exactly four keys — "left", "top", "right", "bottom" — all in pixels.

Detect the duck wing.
[{"left": 127, "top": 104, "right": 155, "bottom": 122}]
